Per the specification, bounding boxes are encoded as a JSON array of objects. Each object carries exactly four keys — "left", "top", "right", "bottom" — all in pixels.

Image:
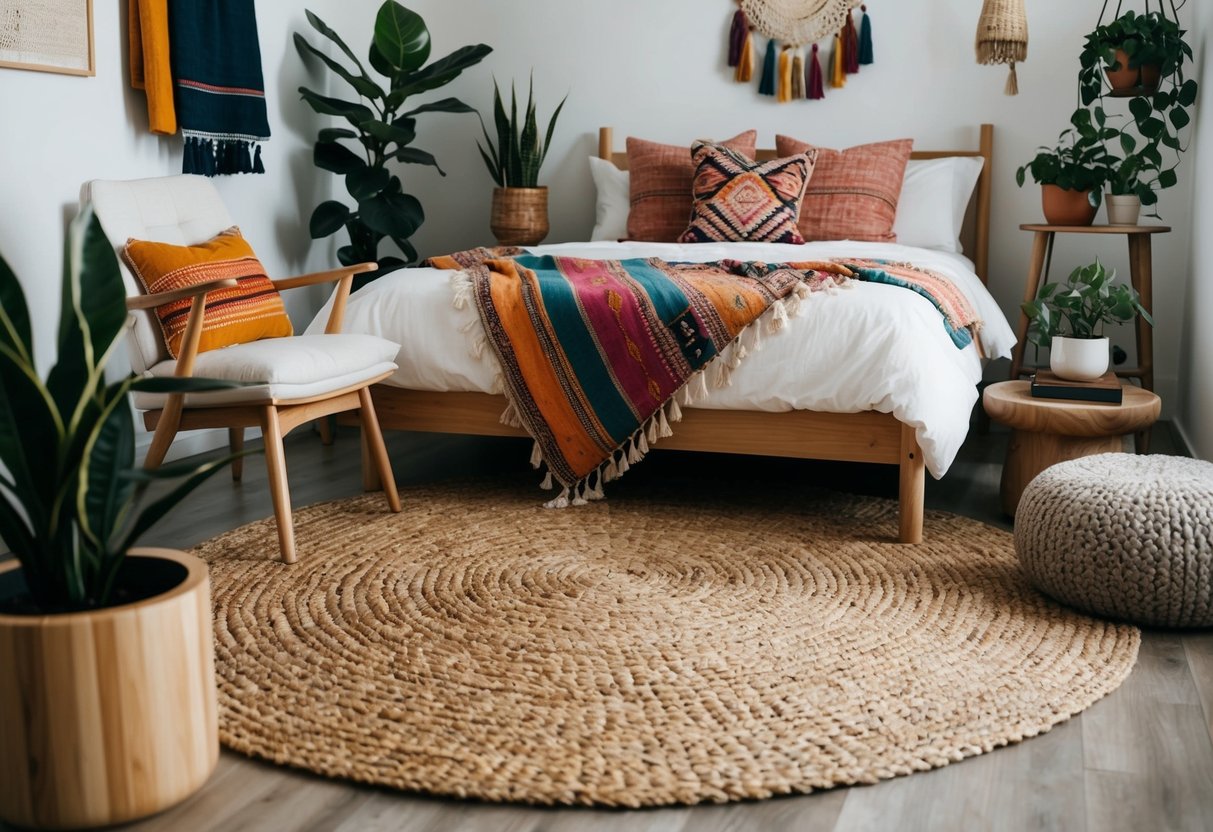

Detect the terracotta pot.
[
  {"left": 0, "top": 549, "right": 217, "bottom": 830},
  {"left": 1042, "top": 185, "right": 1097, "bottom": 227},
  {"left": 490, "top": 187, "right": 550, "bottom": 246},
  {"left": 1051, "top": 336, "right": 1110, "bottom": 382},
  {"left": 1105, "top": 48, "right": 1161, "bottom": 97},
  {"left": 1105, "top": 192, "right": 1142, "bottom": 226}
]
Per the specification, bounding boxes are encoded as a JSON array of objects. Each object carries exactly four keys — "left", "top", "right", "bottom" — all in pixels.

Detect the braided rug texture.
[{"left": 197, "top": 482, "right": 1139, "bottom": 807}]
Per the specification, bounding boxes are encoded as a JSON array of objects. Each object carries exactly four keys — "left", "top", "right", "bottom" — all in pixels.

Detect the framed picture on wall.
[{"left": 0, "top": 0, "right": 95, "bottom": 77}]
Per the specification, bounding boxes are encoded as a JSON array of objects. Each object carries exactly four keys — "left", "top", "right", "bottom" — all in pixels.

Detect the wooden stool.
[{"left": 982, "top": 380, "right": 1160, "bottom": 517}]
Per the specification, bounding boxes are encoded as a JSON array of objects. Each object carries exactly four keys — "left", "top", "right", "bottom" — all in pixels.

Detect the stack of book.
[{"left": 1030, "top": 370, "right": 1123, "bottom": 404}]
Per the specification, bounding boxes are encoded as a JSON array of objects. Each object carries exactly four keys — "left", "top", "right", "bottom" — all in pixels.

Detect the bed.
[{"left": 319, "top": 124, "right": 1014, "bottom": 543}]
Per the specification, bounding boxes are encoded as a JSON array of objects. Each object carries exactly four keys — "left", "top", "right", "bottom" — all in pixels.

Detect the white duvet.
[{"left": 306, "top": 241, "right": 1016, "bottom": 479}]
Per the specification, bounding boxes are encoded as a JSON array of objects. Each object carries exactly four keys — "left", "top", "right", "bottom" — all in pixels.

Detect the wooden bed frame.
[{"left": 354, "top": 124, "right": 995, "bottom": 544}]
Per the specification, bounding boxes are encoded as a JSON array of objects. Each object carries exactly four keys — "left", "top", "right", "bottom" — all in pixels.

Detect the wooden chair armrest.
[
  {"left": 271, "top": 262, "right": 378, "bottom": 335},
  {"left": 270, "top": 263, "right": 377, "bottom": 292},
  {"left": 125, "top": 277, "right": 238, "bottom": 310}
]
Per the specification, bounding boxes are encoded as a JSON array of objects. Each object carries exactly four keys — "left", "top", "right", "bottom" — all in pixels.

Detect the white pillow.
[
  {"left": 588, "top": 156, "right": 630, "bottom": 242},
  {"left": 892, "top": 157, "right": 985, "bottom": 254},
  {"left": 589, "top": 154, "right": 984, "bottom": 252}
]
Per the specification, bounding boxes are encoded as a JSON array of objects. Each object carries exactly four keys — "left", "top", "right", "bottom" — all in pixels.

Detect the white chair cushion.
[
  {"left": 83, "top": 176, "right": 239, "bottom": 375},
  {"left": 131, "top": 334, "right": 400, "bottom": 409}
]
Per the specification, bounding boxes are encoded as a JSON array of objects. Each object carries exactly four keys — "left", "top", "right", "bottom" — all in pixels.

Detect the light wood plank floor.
[{"left": 14, "top": 421, "right": 1213, "bottom": 832}]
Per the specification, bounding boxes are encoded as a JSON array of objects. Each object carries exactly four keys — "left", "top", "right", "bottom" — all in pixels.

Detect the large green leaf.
[
  {"left": 0, "top": 248, "right": 32, "bottom": 363},
  {"left": 299, "top": 87, "right": 375, "bottom": 126},
  {"left": 360, "top": 118, "right": 416, "bottom": 149},
  {"left": 319, "top": 127, "right": 358, "bottom": 143},
  {"left": 346, "top": 166, "right": 391, "bottom": 200},
  {"left": 309, "top": 200, "right": 352, "bottom": 239},
  {"left": 394, "top": 147, "right": 445, "bottom": 175},
  {"left": 115, "top": 453, "right": 248, "bottom": 553},
  {"left": 77, "top": 393, "right": 135, "bottom": 548},
  {"left": 390, "top": 44, "right": 492, "bottom": 103},
  {"left": 314, "top": 140, "right": 367, "bottom": 174},
  {"left": 0, "top": 342, "right": 61, "bottom": 523},
  {"left": 373, "top": 2, "right": 431, "bottom": 74},
  {"left": 359, "top": 192, "right": 424, "bottom": 239},
  {"left": 305, "top": 9, "right": 368, "bottom": 76},
  {"left": 539, "top": 93, "right": 567, "bottom": 169},
  {"left": 402, "top": 97, "right": 475, "bottom": 118},
  {"left": 294, "top": 33, "right": 384, "bottom": 101}
]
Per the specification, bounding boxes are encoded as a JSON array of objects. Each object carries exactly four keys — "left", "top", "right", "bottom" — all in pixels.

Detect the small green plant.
[
  {"left": 296, "top": 2, "right": 491, "bottom": 272},
  {"left": 1021, "top": 260, "right": 1153, "bottom": 349},
  {"left": 0, "top": 209, "right": 247, "bottom": 612},
  {"left": 476, "top": 77, "right": 567, "bottom": 188},
  {"left": 1016, "top": 127, "right": 1116, "bottom": 208},
  {"left": 1076, "top": 10, "right": 1197, "bottom": 217}
]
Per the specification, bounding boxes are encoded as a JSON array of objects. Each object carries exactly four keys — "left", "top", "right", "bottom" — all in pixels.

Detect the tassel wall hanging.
[
  {"left": 975, "top": 0, "right": 1028, "bottom": 96},
  {"left": 726, "top": 0, "right": 871, "bottom": 103}
]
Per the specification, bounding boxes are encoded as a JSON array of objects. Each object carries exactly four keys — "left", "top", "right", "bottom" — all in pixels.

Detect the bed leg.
[{"left": 899, "top": 422, "right": 925, "bottom": 544}]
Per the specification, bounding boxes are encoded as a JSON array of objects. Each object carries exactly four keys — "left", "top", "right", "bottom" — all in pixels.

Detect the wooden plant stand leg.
[
  {"left": 1127, "top": 234, "right": 1155, "bottom": 454},
  {"left": 1009, "top": 230, "right": 1053, "bottom": 380},
  {"left": 229, "top": 428, "right": 244, "bottom": 482},
  {"left": 260, "top": 406, "right": 297, "bottom": 564},
  {"left": 899, "top": 423, "right": 925, "bottom": 544},
  {"left": 358, "top": 387, "right": 401, "bottom": 512},
  {"left": 1000, "top": 430, "right": 1121, "bottom": 517}
]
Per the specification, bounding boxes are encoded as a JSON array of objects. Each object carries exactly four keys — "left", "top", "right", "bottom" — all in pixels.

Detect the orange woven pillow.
[
  {"left": 774, "top": 136, "right": 913, "bottom": 243},
  {"left": 627, "top": 130, "right": 758, "bottom": 242},
  {"left": 122, "top": 227, "right": 293, "bottom": 359}
]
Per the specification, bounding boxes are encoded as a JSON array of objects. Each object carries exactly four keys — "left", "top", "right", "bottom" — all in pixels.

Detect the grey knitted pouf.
[{"left": 1015, "top": 453, "right": 1213, "bottom": 627}]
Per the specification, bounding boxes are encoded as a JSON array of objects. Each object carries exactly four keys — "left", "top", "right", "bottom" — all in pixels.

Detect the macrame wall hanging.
[
  {"left": 727, "top": 0, "right": 872, "bottom": 102},
  {"left": 975, "top": 0, "right": 1028, "bottom": 96}
]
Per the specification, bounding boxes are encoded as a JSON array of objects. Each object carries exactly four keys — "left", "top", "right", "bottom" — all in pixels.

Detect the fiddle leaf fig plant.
[
  {"left": 0, "top": 209, "right": 247, "bottom": 613},
  {"left": 1022, "top": 260, "right": 1153, "bottom": 349},
  {"left": 296, "top": 2, "right": 491, "bottom": 274}
]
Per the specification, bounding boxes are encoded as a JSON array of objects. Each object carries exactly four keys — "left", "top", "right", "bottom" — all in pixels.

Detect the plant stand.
[{"left": 1008, "top": 223, "right": 1169, "bottom": 451}]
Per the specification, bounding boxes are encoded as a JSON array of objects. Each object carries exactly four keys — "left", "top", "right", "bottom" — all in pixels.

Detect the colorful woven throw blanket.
[
  {"left": 837, "top": 258, "right": 983, "bottom": 349},
  {"left": 429, "top": 252, "right": 841, "bottom": 505},
  {"left": 168, "top": 0, "right": 270, "bottom": 176}
]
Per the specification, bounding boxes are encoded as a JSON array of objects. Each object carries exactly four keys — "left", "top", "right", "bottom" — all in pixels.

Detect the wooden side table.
[
  {"left": 983, "top": 380, "right": 1161, "bottom": 517},
  {"left": 1008, "top": 223, "right": 1168, "bottom": 452}
]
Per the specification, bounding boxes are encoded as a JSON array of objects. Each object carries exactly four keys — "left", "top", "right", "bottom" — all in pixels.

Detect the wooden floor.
[{"left": 25, "top": 421, "right": 1213, "bottom": 832}]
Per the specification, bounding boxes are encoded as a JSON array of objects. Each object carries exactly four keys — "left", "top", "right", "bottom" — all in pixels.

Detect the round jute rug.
[{"left": 197, "top": 482, "right": 1139, "bottom": 807}]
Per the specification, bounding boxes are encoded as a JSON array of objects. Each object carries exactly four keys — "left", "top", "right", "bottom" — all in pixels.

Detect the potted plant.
[
  {"left": 1104, "top": 150, "right": 1160, "bottom": 225},
  {"left": 476, "top": 77, "right": 567, "bottom": 246},
  {"left": 0, "top": 210, "right": 246, "bottom": 829},
  {"left": 296, "top": 2, "right": 491, "bottom": 286},
  {"left": 1016, "top": 127, "right": 1115, "bottom": 226},
  {"left": 1021, "top": 259, "right": 1153, "bottom": 382},
  {"left": 1078, "top": 10, "right": 1190, "bottom": 98}
]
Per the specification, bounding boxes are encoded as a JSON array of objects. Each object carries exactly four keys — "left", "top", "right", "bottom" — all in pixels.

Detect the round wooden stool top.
[{"left": 983, "top": 380, "right": 1160, "bottom": 437}]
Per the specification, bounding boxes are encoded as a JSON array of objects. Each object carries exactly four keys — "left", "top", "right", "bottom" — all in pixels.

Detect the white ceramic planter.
[
  {"left": 1105, "top": 193, "right": 1142, "bottom": 226},
  {"left": 1050, "top": 336, "right": 1110, "bottom": 382}
]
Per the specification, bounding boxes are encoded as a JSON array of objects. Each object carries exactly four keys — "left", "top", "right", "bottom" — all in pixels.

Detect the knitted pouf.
[{"left": 1015, "top": 453, "right": 1213, "bottom": 627}]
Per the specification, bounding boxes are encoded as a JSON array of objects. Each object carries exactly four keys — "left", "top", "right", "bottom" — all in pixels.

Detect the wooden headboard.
[{"left": 597, "top": 124, "right": 995, "bottom": 285}]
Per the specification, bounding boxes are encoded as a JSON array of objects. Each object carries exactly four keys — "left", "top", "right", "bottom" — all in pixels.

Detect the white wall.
[
  {"left": 401, "top": 0, "right": 1194, "bottom": 413},
  {"left": 1179, "top": 4, "right": 1212, "bottom": 460}
]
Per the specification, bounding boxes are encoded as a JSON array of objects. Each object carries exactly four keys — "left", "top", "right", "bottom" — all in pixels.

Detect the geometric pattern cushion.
[
  {"left": 678, "top": 142, "right": 815, "bottom": 244},
  {"left": 626, "top": 131, "right": 758, "bottom": 242},
  {"left": 122, "top": 226, "right": 293, "bottom": 359},
  {"left": 775, "top": 136, "right": 913, "bottom": 243}
]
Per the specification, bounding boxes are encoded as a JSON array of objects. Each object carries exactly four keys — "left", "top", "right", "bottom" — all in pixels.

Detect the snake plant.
[
  {"left": 477, "top": 77, "right": 567, "bottom": 188},
  {"left": 0, "top": 208, "right": 245, "bottom": 612}
]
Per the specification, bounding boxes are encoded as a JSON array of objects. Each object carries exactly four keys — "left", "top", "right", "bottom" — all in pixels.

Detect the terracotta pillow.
[
  {"left": 678, "top": 142, "right": 815, "bottom": 244},
  {"left": 775, "top": 136, "right": 913, "bottom": 243},
  {"left": 122, "top": 227, "right": 293, "bottom": 359},
  {"left": 627, "top": 130, "right": 758, "bottom": 242}
]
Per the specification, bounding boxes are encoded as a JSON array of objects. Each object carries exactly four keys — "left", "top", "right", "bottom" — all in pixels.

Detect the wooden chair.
[{"left": 83, "top": 175, "right": 402, "bottom": 563}]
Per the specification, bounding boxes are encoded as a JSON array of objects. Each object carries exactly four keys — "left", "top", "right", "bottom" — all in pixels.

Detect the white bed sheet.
[{"left": 306, "top": 241, "right": 1016, "bottom": 479}]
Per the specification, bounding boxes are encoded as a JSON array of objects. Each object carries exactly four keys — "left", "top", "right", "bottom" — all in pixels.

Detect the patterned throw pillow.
[
  {"left": 678, "top": 142, "right": 815, "bottom": 244},
  {"left": 626, "top": 130, "right": 758, "bottom": 242},
  {"left": 122, "top": 227, "right": 293, "bottom": 359},
  {"left": 774, "top": 136, "right": 914, "bottom": 243}
]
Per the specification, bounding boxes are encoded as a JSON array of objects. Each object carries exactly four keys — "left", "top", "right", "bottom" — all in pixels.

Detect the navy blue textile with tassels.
[
  {"left": 169, "top": 0, "right": 270, "bottom": 176},
  {"left": 859, "top": 5, "right": 874, "bottom": 65}
]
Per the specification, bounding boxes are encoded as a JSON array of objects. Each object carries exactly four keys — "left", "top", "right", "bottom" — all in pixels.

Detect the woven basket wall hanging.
[
  {"left": 975, "top": 0, "right": 1028, "bottom": 95},
  {"left": 727, "top": 0, "right": 871, "bottom": 102}
]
